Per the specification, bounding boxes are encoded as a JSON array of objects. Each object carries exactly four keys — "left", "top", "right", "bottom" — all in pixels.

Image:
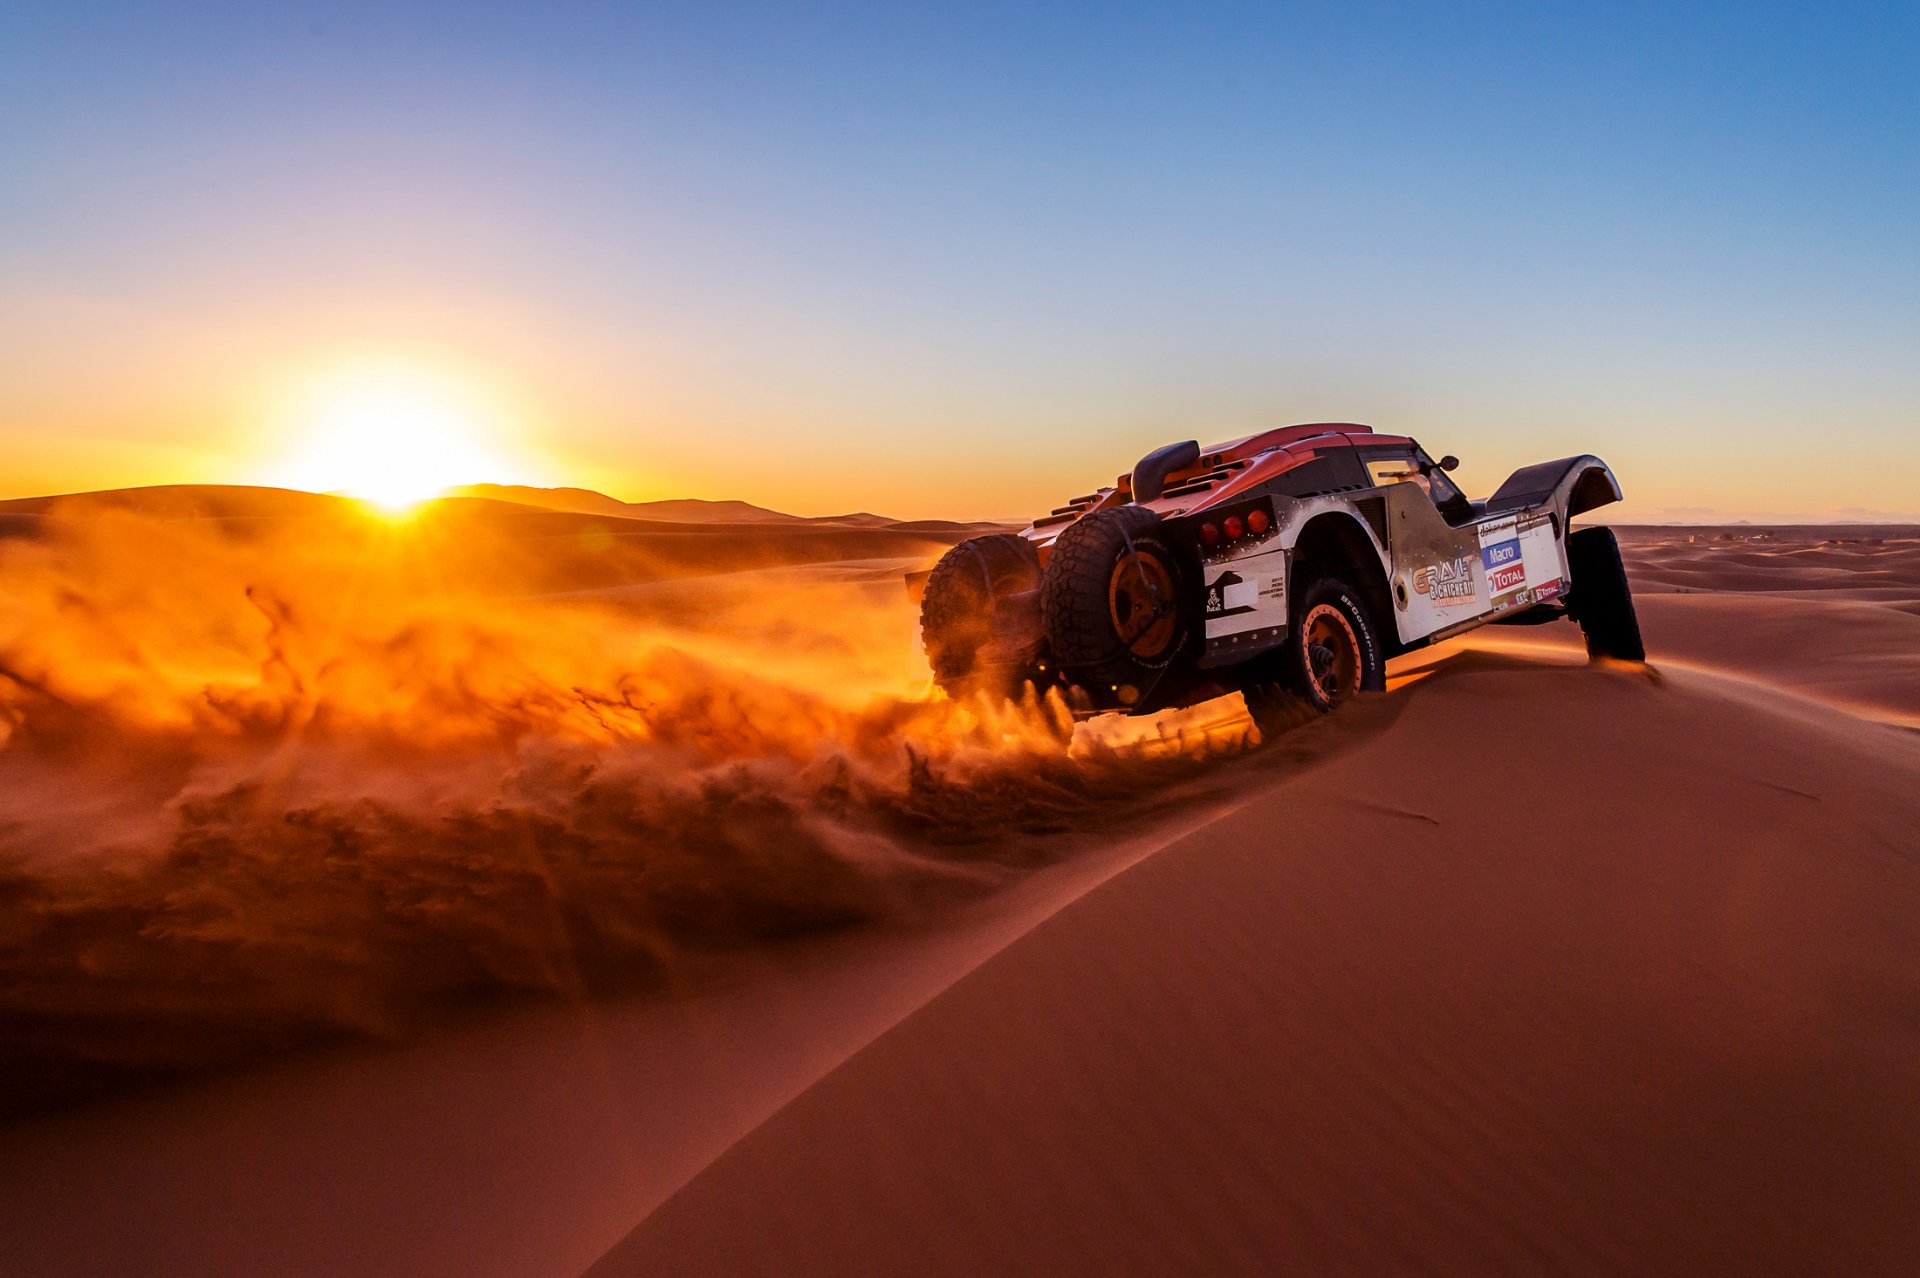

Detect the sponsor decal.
[
  {"left": 1204, "top": 565, "right": 1286, "bottom": 644},
  {"left": 1487, "top": 561, "right": 1527, "bottom": 596},
  {"left": 1516, "top": 515, "right": 1563, "bottom": 602},
  {"left": 1412, "top": 555, "right": 1477, "bottom": 607},
  {"left": 1476, "top": 516, "right": 1518, "bottom": 548},
  {"left": 1479, "top": 517, "right": 1529, "bottom": 604},
  {"left": 1205, "top": 571, "right": 1258, "bottom": 618},
  {"left": 1473, "top": 509, "right": 1566, "bottom": 612}
]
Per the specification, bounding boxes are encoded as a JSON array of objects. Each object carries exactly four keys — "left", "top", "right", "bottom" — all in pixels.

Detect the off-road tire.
[
  {"left": 1242, "top": 574, "right": 1385, "bottom": 736},
  {"left": 1040, "top": 506, "right": 1194, "bottom": 705},
  {"left": 920, "top": 533, "right": 1042, "bottom": 696},
  {"left": 1566, "top": 526, "right": 1645, "bottom": 662}
]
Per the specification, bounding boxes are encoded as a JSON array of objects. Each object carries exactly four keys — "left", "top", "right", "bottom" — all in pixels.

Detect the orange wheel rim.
[
  {"left": 1108, "top": 551, "right": 1176, "bottom": 659},
  {"left": 1301, "top": 603, "right": 1360, "bottom": 705}
]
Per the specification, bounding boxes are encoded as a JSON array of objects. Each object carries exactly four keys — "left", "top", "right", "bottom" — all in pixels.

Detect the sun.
[{"left": 263, "top": 365, "right": 532, "bottom": 512}]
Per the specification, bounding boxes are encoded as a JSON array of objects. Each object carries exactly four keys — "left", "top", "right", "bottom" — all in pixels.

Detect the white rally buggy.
[{"left": 918, "top": 423, "right": 1642, "bottom": 734}]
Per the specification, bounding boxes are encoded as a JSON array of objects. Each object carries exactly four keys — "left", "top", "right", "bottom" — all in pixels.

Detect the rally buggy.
[{"left": 917, "top": 423, "right": 1642, "bottom": 734}]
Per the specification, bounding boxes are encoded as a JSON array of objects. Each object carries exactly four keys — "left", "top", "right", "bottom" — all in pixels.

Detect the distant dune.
[
  {"left": 0, "top": 483, "right": 358, "bottom": 522},
  {"left": 439, "top": 483, "right": 642, "bottom": 518},
  {"left": 443, "top": 483, "right": 898, "bottom": 527},
  {"left": 0, "top": 483, "right": 906, "bottom": 530},
  {"left": 0, "top": 515, "right": 1916, "bottom": 1277},
  {"left": 0, "top": 483, "right": 1003, "bottom": 597}
]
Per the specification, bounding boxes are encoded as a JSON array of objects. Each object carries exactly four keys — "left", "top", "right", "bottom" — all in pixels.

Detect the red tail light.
[
  {"left": 1247, "top": 508, "right": 1270, "bottom": 535},
  {"left": 1200, "top": 522, "right": 1220, "bottom": 545},
  {"left": 1223, "top": 515, "right": 1245, "bottom": 540}
]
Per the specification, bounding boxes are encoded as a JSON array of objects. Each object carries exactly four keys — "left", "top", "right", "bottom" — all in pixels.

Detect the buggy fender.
[
  {"left": 1180, "top": 496, "right": 1392, "bottom": 669},
  {"left": 1272, "top": 497, "right": 1391, "bottom": 568},
  {"left": 1276, "top": 501, "right": 1397, "bottom": 652},
  {"left": 1482, "top": 455, "right": 1623, "bottom": 522}
]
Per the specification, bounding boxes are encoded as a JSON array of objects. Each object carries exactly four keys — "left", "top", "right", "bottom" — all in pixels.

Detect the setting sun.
[{"left": 261, "top": 365, "right": 533, "bottom": 510}]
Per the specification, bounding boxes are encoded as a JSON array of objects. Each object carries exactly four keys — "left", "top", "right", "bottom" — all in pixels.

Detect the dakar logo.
[
  {"left": 1412, "top": 556, "right": 1477, "bottom": 606},
  {"left": 1204, "top": 571, "right": 1245, "bottom": 617}
]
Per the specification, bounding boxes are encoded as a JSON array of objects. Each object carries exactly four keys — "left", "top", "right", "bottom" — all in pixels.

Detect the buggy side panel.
[
  {"left": 1381, "top": 478, "right": 1580, "bottom": 643},
  {"left": 1378, "top": 483, "right": 1488, "bottom": 643}
]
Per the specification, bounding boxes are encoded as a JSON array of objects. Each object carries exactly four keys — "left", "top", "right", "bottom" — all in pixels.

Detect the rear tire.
[
  {"left": 920, "top": 533, "right": 1042, "bottom": 696},
  {"left": 1566, "top": 527, "right": 1645, "bottom": 662},
  {"left": 1040, "top": 506, "right": 1194, "bottom": 706},
  {"left": 1242, "top": 574, "right": 1384, "bottom": 736}
]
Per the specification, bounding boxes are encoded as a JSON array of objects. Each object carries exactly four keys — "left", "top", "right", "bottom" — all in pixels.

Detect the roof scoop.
[{"left": 1130, "top": 439, "right": 1200, "bottom": 502}]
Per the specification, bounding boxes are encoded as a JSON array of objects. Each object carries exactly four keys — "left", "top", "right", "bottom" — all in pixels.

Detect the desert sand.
[{"left": 1, "top": 500, "right": 1916, "bottom": 1276}]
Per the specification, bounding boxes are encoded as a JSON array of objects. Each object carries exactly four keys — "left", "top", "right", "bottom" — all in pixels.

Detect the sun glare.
[{"left": 263, "top": 365, "right": 532, "bottom": 512}]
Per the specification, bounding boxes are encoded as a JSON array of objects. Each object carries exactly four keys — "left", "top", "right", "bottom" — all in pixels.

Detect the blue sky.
[{"left": 2, "top": 2, "right": 1916, "bottom": 517}]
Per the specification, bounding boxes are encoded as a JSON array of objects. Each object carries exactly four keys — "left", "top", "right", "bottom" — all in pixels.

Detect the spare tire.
[
  {"left": 920, "top": 533, "right": 1043, "bottom": 696},
  {"left": 1040, "top": 506, "right": 1194, "bottom": 705}
]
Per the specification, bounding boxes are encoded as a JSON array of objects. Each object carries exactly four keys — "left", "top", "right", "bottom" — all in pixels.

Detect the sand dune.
[
  {"left": 0, "top": 522, "right": 1916, "bottom": 1276},
  {"left": 1491, "top": 528, "right": 1920, "bottom": 722},
  {"left": 1615, "top": 525, "right": 1920, "bottom": 604},
  {"left": 589, "top": 656, "right": 1920, "bottom": 1276}
]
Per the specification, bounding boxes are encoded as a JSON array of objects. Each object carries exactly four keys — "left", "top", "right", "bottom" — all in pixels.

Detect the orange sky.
[{"left": 4, "top": 322, "right": 1910, "bottom": 524}]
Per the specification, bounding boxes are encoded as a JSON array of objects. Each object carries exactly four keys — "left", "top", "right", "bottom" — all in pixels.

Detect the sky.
[{"left": 2, "top": 1, "right": 1916, "bottom": 520}]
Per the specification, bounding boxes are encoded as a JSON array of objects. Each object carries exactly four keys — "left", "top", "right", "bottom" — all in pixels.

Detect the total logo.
[
  {"left": 1412, "top": 556, "right": 1477, "bottom": 606},
  {"left": 1487, "top": 561, "right": 1527, "bottom": 595}
]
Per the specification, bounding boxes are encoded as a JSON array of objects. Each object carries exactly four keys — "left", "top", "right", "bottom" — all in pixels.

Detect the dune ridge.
[{"left": 442, "top": 483, "right": 904, "bottom": 528}]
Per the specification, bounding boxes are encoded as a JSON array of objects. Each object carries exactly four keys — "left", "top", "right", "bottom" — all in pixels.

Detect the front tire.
[
  {"left": 1566, "top": 527, "right": 1645, "bottom": 662},
  {"left": 1242, "top": 575, "right": 1384, "bottom": 735}
]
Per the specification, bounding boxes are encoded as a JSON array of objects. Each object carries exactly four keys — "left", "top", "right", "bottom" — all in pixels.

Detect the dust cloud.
[{"left": 0, "top": 501, "right": 1243, "bottom": 1114}]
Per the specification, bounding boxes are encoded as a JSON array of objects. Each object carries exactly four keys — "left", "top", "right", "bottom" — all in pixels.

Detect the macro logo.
[
  {"left": 1413, "top": 556, "right": 1477, "bottom": 606},
  {"left": 1481, "top": 534, "right": 1526, "bottom": 596}
]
